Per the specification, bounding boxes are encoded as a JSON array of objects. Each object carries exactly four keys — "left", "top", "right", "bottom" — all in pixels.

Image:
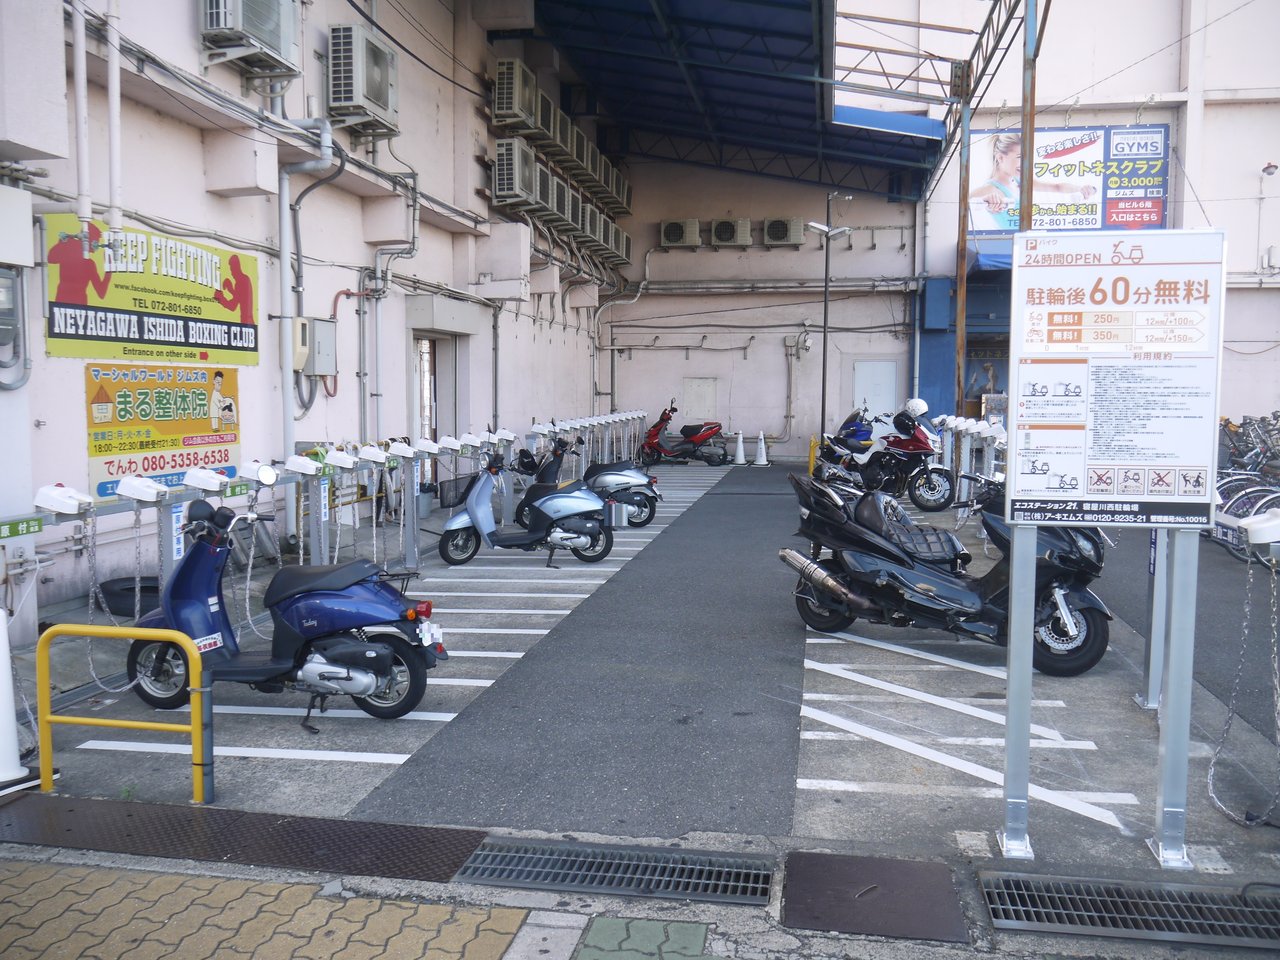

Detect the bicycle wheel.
[{"left": 1215, "top": 474, "right": 1258, "bottom": 503}]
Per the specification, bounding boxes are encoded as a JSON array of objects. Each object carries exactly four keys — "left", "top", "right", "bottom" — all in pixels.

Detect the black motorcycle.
[{"left": 779, "top": 472, "right": 1111, "bottom": 676}]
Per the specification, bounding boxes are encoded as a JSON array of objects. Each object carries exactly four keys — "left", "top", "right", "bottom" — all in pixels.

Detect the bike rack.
[{"left": 36, "top": 624, "right": 212, "bottom": 804}]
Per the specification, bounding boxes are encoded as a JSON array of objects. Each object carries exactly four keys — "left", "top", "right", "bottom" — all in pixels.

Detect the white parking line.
[
  {"left": 446, "top": 650, "right": 524, "bottom": 658},
  {"left": 445, "top": 627, "right": 548, "bottom": 635},
  {"left": 821, "top": 631, "right": 1008, "bottom": 679},
  {"left": 796, "top": 780, "right": 1136, "bottom": 805},
  {"left": 804, "top": 660, "right": 1065, "bottom": 740},
  {"left": 79, "top": 739, "right": 410, "bottom": 764},
  {"left": 175, "top": 704, "right": 456, "bottom": 721},
  {"left": 800, "top": 706, "right": 1122, "bottom": 829},
  {"left": 433, "top": 608, "right": 567, "bottom": 616},
  {"left": 415, "top": 578, "right": 608, "bottom": 585},
  {"left": 408, "top": 591, "right": 589, "bottom": 599}
]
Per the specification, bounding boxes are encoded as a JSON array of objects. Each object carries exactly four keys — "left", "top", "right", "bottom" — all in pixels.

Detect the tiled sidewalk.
[{"left": 0, "top": 858, "right": 718, "bottom": 960}]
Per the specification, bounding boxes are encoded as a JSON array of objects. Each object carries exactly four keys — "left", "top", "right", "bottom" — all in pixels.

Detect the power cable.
[{"left": 342, "top": 0, "right": 485, "bottom": 99}]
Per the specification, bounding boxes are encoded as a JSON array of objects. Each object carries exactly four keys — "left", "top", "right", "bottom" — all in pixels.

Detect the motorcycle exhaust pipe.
[{"left": 778, "top": 548, "right": 873, "bottom": 610}]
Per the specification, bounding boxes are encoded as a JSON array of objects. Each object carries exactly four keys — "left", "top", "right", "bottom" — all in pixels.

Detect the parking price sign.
[{"left": 1007, "top": 230, "right": 1224, "bottom": 527}]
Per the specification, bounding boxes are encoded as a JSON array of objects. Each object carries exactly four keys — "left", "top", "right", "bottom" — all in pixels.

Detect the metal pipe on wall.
[
  {"left": 278, "top": 119, "right": 333, "bottom": 535},
  {"left": 70, "top": 0, "right": 92, "bottom": 248},
  {"left": 105, "top": 0, "right": 122, "bottom": 237}
]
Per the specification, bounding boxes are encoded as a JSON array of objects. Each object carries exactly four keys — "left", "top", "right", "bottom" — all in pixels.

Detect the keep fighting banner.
[{"left": 45, "top": 214, "right": 260, "bottom": 366}]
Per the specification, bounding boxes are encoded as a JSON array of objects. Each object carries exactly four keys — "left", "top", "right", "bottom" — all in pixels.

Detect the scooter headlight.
[{"left": 1070, "top": 530, "right": 1100, "bottom": 564}]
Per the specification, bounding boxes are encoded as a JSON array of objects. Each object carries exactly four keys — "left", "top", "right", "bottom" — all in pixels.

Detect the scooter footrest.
[
  {"left": 210, "top": 651, "right": 294, "bottom": 683},
  {"left": 490, "top": 531, "right": 541, "bottom": 548}
]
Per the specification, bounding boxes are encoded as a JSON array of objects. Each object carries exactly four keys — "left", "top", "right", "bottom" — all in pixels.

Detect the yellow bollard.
[
  {"left": 808, "top": 434, "right": 818, "bottom": 475},
  {"left": 36, "top": 624, "right": 209, "bottom": 803}
]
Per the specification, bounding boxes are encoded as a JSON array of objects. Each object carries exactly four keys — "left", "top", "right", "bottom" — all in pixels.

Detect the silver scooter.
[{"left": 583, "top": 458, "right": 662, "bottom": 527}]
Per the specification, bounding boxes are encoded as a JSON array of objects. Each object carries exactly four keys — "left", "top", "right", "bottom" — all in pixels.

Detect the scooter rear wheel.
[
  {"left": 352, "top": 633, "right": 428, "bottom": 719},
  {"left": 126, "top": 640, "right": 190, "bottom": 710},
  {"left": 438, "top": 528, "right": 480, "bottom": 565},
  {"left": 793, "top": 563, "right": 856, "bottom": 633},
  {"left": 627, "top": 496, "right": 657, "bottom": 527},
  {"left": 571, "top": 526, "right": 614, "bottom": 562},
  {"left": 638, "top": 444, "right": 661, "bottom": 467}
]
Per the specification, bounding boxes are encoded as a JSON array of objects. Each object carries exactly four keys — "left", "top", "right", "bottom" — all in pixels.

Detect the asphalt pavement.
[{"left": 5, "top": 461, "right": 1280, "bottom": 959}]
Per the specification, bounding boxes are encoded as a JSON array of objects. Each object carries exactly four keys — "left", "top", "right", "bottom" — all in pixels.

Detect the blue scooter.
[
  {"left": 439, "top": 452, "right": 613, "bottom": 567},
  {"left": 127, "top": 498, "right": 446, "bottom": 730}
]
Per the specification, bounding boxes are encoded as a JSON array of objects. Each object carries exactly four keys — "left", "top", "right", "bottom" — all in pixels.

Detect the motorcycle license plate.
[{"left": 418, "top": 621, "right": 444, "bottom": 646}]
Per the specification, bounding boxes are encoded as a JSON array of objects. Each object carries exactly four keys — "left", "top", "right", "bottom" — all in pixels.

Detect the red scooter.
[{"left": 638, "top": 399, "right": 730, "bottom": 466}]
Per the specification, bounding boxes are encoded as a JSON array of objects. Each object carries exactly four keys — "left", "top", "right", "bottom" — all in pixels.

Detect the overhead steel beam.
[{"left": 647, "top": 0, "right": 720, "bottom": 145}]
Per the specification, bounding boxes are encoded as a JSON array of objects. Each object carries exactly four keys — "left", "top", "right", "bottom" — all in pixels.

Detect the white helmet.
[{"left": 903, "top": 397, "right": 928, "bottom": 418}]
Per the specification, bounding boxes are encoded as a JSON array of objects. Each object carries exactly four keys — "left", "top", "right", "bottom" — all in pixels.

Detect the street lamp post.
[{"left": 808, "top": 196, "right": 851, "bottom": 439}]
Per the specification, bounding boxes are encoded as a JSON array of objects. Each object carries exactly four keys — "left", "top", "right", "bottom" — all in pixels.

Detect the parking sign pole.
[
  {"left": 1137, "top": 528, "right": 1168, "bottom": 711},
  {"left": 999, "top": 522, "right": 1036, "bottom": 860},
  {"left": 1148, "top": 527, "right": 1198, "bottom": 869}
]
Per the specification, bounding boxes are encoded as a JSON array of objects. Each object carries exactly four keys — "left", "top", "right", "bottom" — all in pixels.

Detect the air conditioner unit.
[
  {"left": 569, "top": 127, "right": 588, "bottom": 173},
  {"left": 584, "top": 142, "right": 601, "bottom": 187},
  {"left": 552, "top": 177, "right": 570, "bottom": 224},
  {"left": 553, "top": 109, "right": 574, "bottom": 158},
  {"left": 493, "top": 58, "right": 536, "bottom": 129},
  {"left": 599, "top": 156, "right": 614, "bottom": 194},
  {"left": 585, "top": 204, "right": 602, "bottom": 244},
  {"left": 328, "top": 23, "right": 398, "bottom": 134},
  {"left": 660, "top": 219, "right": 701, "bottom": 248},
  {"left": 711, "top": 218, "right": 752, "bottom": 247},
  {"left": 534, "top": 161, "right": 553, "bottom": 211},
  {"left": 762, "top": 217, "right": 805, "bottom": 247},
  {"left": 201, "top": 0, "right": 298, "bottom": 75},
  {"left": 493, "top": 139, "right": 537, "bottom": 207},
  {"left": 619, "top": 230, "right": 633, "bottom": 263},
  {"left": 569, "top": 189, "right": 584, "bottom": 236},
  {"left": 532, "top": 91, "right": 557, "bottom": 144},
  {"left": 616, "top": 175, "right": 633, "bottom": 215}
]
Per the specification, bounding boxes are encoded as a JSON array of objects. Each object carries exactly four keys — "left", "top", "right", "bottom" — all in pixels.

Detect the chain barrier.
[
  {"left": 1207, "top": 555, "right": 1280, "bottom": 826},
  {"left": 82, "top": 504, "right": 142, "bottom": 693}
]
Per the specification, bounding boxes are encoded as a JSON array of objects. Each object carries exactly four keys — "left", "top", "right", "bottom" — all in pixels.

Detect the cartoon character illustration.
[{"left": 209, "top": 370, "right": 238, "bottom": 431}]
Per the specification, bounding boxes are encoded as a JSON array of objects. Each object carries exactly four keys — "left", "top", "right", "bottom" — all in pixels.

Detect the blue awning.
[{"left": 967, "top": 235, "right": 1014, "bottom": 272}]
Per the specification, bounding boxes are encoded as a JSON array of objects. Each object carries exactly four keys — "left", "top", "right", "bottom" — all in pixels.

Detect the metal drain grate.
[
  {"left": 980, "top": 871, "right": 1280, "bottom": 949},
  {"left": 455, "top": 839, "right": 773, "bottom": 905}
]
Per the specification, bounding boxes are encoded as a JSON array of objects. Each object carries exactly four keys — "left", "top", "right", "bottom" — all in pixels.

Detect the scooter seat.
[
  {"left": 679, "top": 425, "right": 703, "bottom": 439},
  {"left": 264, "top": 559, "right": 382, "bottom": 608},
  {"left": 853, "top": 492, "right": 969, "bottom": 565},
  {"left": 583, "top": 460, "right": 635, "bottom": 481}
]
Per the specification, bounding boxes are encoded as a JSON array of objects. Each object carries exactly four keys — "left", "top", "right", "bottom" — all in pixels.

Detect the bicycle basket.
[{"left": 436, "top": 473, "right": 477, "bottom": 509}]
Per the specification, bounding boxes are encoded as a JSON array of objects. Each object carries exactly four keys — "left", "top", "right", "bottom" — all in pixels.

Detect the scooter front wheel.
[
  {"left": 126, "top": 640, "right": 190, "bottom": 710},
  {"left": 438, "top": 528, "right": 480, "bottom": 565},
  {"left": 571, "top": 526, "right": 614, "bottom": 562},
  {"left": 1032, "top": 604, "right": 1109, "bottom": 677},
  {"left": 352, "top": 633, "right": 428, "bottom": 719}
]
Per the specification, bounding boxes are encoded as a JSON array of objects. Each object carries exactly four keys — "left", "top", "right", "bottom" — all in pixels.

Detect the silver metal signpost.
[
  {"left": 1000, "top": 522, "right": 1037, "bottom": 859},
  {"left": 1149, "top": 527, "right": 1199, "bottom": 869},
  {"left": 1137, "top": 528, "right": 1168, "bottom": 712}
]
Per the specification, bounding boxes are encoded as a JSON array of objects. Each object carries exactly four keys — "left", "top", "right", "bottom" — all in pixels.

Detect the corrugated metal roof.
[{"left": 511, "top": 0, "right": 950, "bottom": 200}]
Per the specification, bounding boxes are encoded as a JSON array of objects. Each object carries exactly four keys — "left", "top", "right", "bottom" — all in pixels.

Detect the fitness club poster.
[
  {"left": 45, "top": 214, "right": 259, "bottom": 366},
  {"left": 85, "top": 362, "right": 241, "bottom": 499},
  {"left": 967, "top": 124, "right": 1170, "bottom": 235}
]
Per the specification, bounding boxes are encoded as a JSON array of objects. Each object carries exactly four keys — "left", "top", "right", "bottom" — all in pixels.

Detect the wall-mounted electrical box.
[{"left": 302, "top": 316, "right": 337, "bottom": 376}]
